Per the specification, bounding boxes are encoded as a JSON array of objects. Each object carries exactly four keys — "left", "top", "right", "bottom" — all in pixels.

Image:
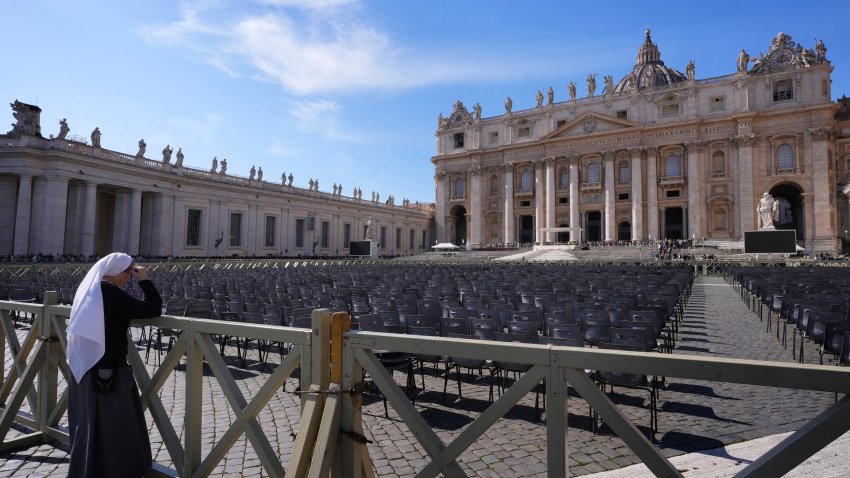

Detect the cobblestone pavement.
[{"left": 0, "top": 275, "right": 843, "bottom": 477}]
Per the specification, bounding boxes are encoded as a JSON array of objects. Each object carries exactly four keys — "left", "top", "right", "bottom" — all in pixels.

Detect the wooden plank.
[
  {"left": 736, "top": 395, "right": 850, "bottom": 477},
  {"left": 546, "top": 350, "right": 568, "bottom": 477},
  {"left": 341, "top": 330, "right": 366, "bottom": 478},
  {"left": 563, "top": 368, "right": 682, "bottom": 478},
  {"left": 308, "top": 391, "right": 342, "bottom": 478},
  {"left": 286, "top": 386, "right": 327, "bottom": 477},
  {"left": 0, "top": 341, "right": 44, "bottom": 444},
  {"left": 184, "top": 332, "right": 204, "bottom": 477},
  {"left": 0, "top": 432, "right": 43, "bottom": 453},
  {"left": 0, "top": 309, "right": 40, "bottom": 411}
]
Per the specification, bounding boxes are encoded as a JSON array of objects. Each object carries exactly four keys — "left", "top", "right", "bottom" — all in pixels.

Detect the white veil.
[{"left": 67, "top": 253, "right": 133, "bottom": 383}]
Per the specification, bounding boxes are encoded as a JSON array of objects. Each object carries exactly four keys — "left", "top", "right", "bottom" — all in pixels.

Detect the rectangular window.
[
  {"left": 558, "top": 197, "right": 569, "bottom": 204},
  {"left": 295, "top": 219, "right": 305, "bottom": 248},
  {"left": 343, "top": 223, "right": 351, "bottom": 248},
  {"left": 618, "top": 193, "right": 630, "bottom": 201},
  {"left": 453, "top": 133, "right": 464, "bottom": 148},
  {"left": 517, "top": 127, "right": 531, "bottom": 138},
  {"left": 489, "top": 132, "right": 499, "bottom": 144},
  {"left": 519, "top": 200, "right": 531, "bottom": 207},
  {"left": 395, "top": 228, "right": 401, "bottom": 249},
  {"left": 186, "top": 209, "right": 202, "bottom": 246},
  {"left": 229, "top": 213, "right": 242, "bottom": 247},
  {"left": 264, "top": 216, "right": 276, "bottom": 248},
  {"left": 709, "top": 96, "right": 725, "bottom": 112},
  {"left": 380, "top": 227, "right": 386, "bottom": 249},
  {"left": 321, "top": 221, "right": 329, "bottom": 248},
  {"left": 665, "top": 190, "right": 681, "bottom": 198},
  {"left": 556, "top": 120, "right": 567, "bottom": 128},
  {"left": 616, "top": 110, "right": 628, "bottom": 120},
  {"left": 661, "top": 103, "right": 680, "bottom": 117},
  {"left": 618, "top": 165, "right": 630, "bottom": 184},
  {"left": 773, "top": 79, "right": 794, "bottom": 102}
]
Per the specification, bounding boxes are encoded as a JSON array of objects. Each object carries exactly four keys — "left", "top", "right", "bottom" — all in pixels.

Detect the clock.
[{"left": 772, "top": 49, "right": 793, "bottom": 66}]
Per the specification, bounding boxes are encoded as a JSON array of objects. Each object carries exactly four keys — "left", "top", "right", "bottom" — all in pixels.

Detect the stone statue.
[
  {"left": 309, "top": 178, "right": 314, "bottom": 190},
  {"left": 175, "top": 148, "right": 184, "bottom": 167},
  {"left": 338, "top": 184, "right": 343, "bottom": 195},
  {"left": 547, "top": 86, "right": 554, "bottom": 105},
  {"left": 603, "top": 75, "right": 614, "bottom": 94},
  {"left": 211, "top": 156, "right": 218, "bottom": 172},
  {"left": 568, "top": 82, "right": 576, "bottom": 101},
  {"left": 249, "top": 165, "right": 256, "bottom": 180},
  {"left": 371, "top": 191, "right": 376, "bottom": 201},
  {"left": 376, "top": 192, "right": 380, "bottom": 203},
  {"left": 136, "top": 139, "right": 147, "bottom": 158},
  {"left": 57, "top": 118, "right": 69, "bottom": 139},
  {"left": 333, "top": 183, "right": 338, "bottom": 195},
  {"left": 535, "top": 90, "right": 543, "bottom": 108},
  {"left": 504, "top": 97, "right": 512, "bottom": 114},
  {"left": 586, "top": 74, "right": 596, "bottom": 97},
  {"left": 314, "top": 179, "right": 319, "bottom": 190},
  {"left": 288, "top": 173, "right": 293, "bottom": 186},
  {"left": 220, "top": 159, "right": 227, "bottom": 175},
  {"left": 473, "top": 103, "right": 481, "bottom": 120},
  {"left": 162, "top": 145, "right": 173, "bottom": 163},
  {"left": 686, "top": 60, "right": 695, "bottom": 80},
  {"left": 437, "top": 112, "right": 443, "bottom": 129},
  {"left": 737, "top": 48, "right": 750, "bottom": 73},
  {"left": 8, "top": 100, "right": 42, "bottom": 136},
  {"left": 90, "top": 127, "right": 101, "bottom": 147},
  {"left": 257, "top": 167, "right": 263, "bottom": 181},
  {"left": 757, "top": 192, "right": 776, "bottom": 229},
  {"left": 364, "top": 217, "right": 376, "bottom": 240},
  {"left": 816, "top": 39, "right": 827, "bottom": 62},
  {"left": 281, "top": 172, "right": 286, "bottom": 184}
]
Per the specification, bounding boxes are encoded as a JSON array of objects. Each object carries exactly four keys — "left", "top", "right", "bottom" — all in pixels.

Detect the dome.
[{"left": 612, "top": 29, "right": 686, "bottom": 94}]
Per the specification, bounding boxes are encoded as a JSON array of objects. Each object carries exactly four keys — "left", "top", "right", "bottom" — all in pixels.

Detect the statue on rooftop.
[
  {"left": 162, "top": 145, "right": 173, "bottom": 163},
  {"left": 816, "top": 39, "right": 827, "bottom": 62},
  {"left": 220, "top": 158, "right": 227, "bottom": 175},
  {"left": 288, "top": 173, "right": 293, "bottom": 186},
  {"left": 249, "top": 165, "right": 256, "bottom": 180},
  {"left": 473, "top": 102, "right": 481, "bottom": 120},
  {"left": 309, "top": 178, "right": 314, "bottom": 190},
  {"left": 175, "top": 148, "right": 184, "bottom": 167},
  {"left": 737, "top": 48, "right": 750, "bottom": 73},
  {"left": 257, "top": 167, "right": 263, "bottom": 181},
  {"left": 547, "top": 86, "right": 554, "bottom": 105},
  {"left": 586, "top": 74, "right": 597, "bottom": 97},
  {"left": 504, "top": 96, "right": 512, "bottom": 114},
  {"left": 90, "top": 127, "right": 101, "bottom": 147},
  {"left": 604, "top": 75, "right": 614, "bottom": 94},
  {"left": 535, "top": 90, "right": 544, "bottom": 108},
  {"left": 568, "top": 81, "right": 576, "bottom": 101},
  {"left": 211, "top": 156, "right": 218, "bottom": 173},
  {"left": 136, "top": 139, "right": 146, "bottom": 158},
  {"left": 57, "top": 118, "right": 69, "bottom": 139},
  {"left": 686, "top": 60, "right": 695, "bottom": 80}
]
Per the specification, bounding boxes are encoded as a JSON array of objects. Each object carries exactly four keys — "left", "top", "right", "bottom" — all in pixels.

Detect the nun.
[{"left": 66, "top": 253, "right": 163, "bottom": 478}]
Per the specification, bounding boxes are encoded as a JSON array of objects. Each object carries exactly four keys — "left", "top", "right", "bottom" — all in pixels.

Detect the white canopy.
[{"left": 432, "top": 243, "right": 460, "bottom": 250}]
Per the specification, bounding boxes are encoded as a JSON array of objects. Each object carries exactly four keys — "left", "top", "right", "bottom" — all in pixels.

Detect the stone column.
[
  {"left": 545, "top": 158, "right": 556, "bottom": 242},
  {"left": 43, "top": 176, "right": 70, "bottom": 256},
  {"left": 569, "top": 157, "right": 579, "bottom": 242},
  {"left": 128, "top": 189, "right": 142, "bottom": 255},
  {"left": 13, "top": 174, "right": 33, "bottom": 256},
  {"left": 503, "top": 165, "right": 514, "bottom": 243},
  {"left": 646, "top": 148, "right": 659, "bottom": 240},
  {"left": 534, "top": 160, "right": 544, "bottom": 243},
  {"left": 81, "top": 181, "right": 98, "bottom": 257},
  {"left": 810, "top": 128, "right": 835, "bottom": 250},
  {"left": 434, "top": 170, "right": 447, "bottom": 243},
  {"left": 629, "top": 148, "right": 643, "bottom": 240},
  {"left": 603, "top": 151, "right": 615, "bottom": 241},
  {"left": 736, "top": 134, "right": 756, "bottom": 235},
  {"left": 470, "top": 168, "right": 482, "bottom": 246},
  {"left": 158, "top": 194, "right": 175, "bottom": 256},
  {"left": 685, "top": 143, "right": 698, "bottom": 239}
]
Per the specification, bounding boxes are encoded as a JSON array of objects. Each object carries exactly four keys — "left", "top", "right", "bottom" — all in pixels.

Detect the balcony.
[
  {"left": 450, "top": 194, "right": 465, "bottom": 201},
  {"left": 773, "top": 166, "right": 800, "bottom": 175},
  {"left": 514, "top": 187, "right": 534, "bottom": 197},
  {"left": 580, "top": 181, "right": 602, "bottom": 191},
  {"left": 658, "top": 175, "right": 686, "bottom": 186}
]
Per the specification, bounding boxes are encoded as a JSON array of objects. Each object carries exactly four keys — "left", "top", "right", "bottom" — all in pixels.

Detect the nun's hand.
[{"left": 132, "top": 266, "right": 148, "bottom": 281}]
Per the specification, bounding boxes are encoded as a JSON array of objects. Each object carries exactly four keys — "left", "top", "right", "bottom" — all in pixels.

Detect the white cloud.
[
  {"left": 257, "top": 0, "right": 358, "bottom": 8},
  {"left": 266, "top": 137, "right": 300, "bottom": 158}
]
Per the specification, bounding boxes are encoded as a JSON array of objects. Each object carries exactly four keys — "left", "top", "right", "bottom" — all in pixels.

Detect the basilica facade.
[
  {"left": 0, "top": 102, "right": 434, "bottom": 258},
  {"left": 432, "top": 31, "right": 848, "bottom": 252}
]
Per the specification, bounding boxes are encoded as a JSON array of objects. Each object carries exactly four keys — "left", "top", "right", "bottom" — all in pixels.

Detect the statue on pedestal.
[
  {"left": 568, "top": 81, "right": 576, "bottom": 101},
  {"left": 211, "top": 157, "right": 218, "bottom": 173},
  {"left": 586, "top": 74, "right": 597, "bottom": 97},
  {"left": 90, "top": 127, "right": 101, "bottom": 147},
  {"left": 604, "top": 75, "right": 614, "bottom": 94},
  {"left": 737, "top": 49, "right": 750, "bottom": 72},
  {"left": 473, "top": 103, "right": 481, "bottom": 120},
  {"left": 504, "top": 97, "right": 512, "bottom": 114},
  {"left": 288, "top": 173, "right": 293, "bottom": 186},
  {"left": 58, "top": 118, "right": 69, "bottom": 139},
  {"left": 547, "top": 86, "right": 554, "bottom": 105},
  {"left": 175, "top": 148, "right": 184, "bottom": 167},
  {"left": 162, "top": 145, "right": 173, "bottom": 163},
  {"left": 136, "top": 139, "right": 147, "bottom": 158},
  {"left": 757, "top": 192, "right": 776, "bottom": 229},
  {"left": 686, "top": 60, "right": 695, "bottom": 80},
  {"left": 257, "top": 167, "right": 263, "bottom": 181},
  {"left": 220, "top": 159, "right": 227, "bottom": 175},
  {"left": 249, "top": 166, "right": 256, "bottom": 180},
  {"left": 364, "top": 217, "right": 376, "bottom": 240},
  {"left": 535, "top": 90, "right": 543, "bottom": 108}
]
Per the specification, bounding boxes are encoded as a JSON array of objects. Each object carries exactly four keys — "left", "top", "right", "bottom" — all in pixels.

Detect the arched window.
[
  {"left": 586, "top": 162, "right": 600, "bottom": 183},
  {"left": 776, "top": 144, "right": 795, "bottom": 171},
  {"left": 618, "top": 160, "right": 630, "bottom": 183},
  {"left": 489, "top": 174, "right": 498, "bottom": 194},
  {"left": 453, "top": 177, "right": 465, "bottom": 198},
  {"left": 665, "top": 154, "right": 681, "bottom": 177},
  {"left": 559, "top": 170, "right": 569, "bottom": 189},
  {"left": 712, "top": 151, "right": 726, "bottom": 177},
  {"left": 520, "top": 170, "right": 533, "bottom": 190}
]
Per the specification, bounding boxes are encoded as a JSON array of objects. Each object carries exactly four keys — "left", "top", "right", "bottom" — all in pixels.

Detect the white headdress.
[{"left": 67, "top": 253, "right": 133, "bottom": 383}]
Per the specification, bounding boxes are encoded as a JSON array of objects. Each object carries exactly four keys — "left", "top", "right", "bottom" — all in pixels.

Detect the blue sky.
[{"left": 3, "top": 1, "right": 848, "bottom": 202}]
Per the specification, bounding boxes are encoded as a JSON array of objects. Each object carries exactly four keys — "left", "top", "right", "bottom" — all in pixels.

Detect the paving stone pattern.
[{"left": 0, "top": 275, "right": 840, "bottom": 477}]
